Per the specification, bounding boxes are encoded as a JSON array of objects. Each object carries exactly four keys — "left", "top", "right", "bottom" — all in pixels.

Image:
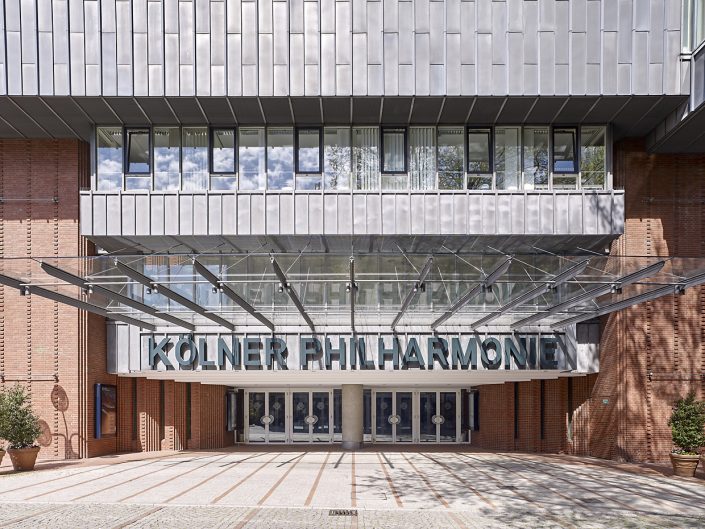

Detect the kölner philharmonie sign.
[{"left": 145, "top": 333, "right": 570, "bottom": 371}]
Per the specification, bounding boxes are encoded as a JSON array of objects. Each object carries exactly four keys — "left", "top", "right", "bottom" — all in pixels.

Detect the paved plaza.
[{"left": 1, "top": 448, "right": 704, "bottom": 528}]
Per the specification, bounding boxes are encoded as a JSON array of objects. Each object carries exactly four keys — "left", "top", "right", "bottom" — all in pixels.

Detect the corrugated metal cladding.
[
  {"left": 0, "top": 0, "right": 687, "bottom": 98},
  {"left": 80, "top": 189, "right": 624, "bottom": 238}
]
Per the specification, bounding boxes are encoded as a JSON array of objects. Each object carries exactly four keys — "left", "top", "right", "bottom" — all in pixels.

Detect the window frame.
[
  {"left": 435, "top": 125, "right": 466, "bottom": 191},
  {"left": 294, "top": 126, "right": 324, "bottom": 175},
  {"left": 123, "top": 126, "right": 152, "bottom": 175},
  {"left": 209, "top": 126, "right": 238, "bottom": 175},
  {"left": 95, "top": 125, "right": 125, "bottom": 191},
  {"left": 551, "top": 126, "right": 579, "bottom": 175},
  {"left": 466, "top": 127, "right": 493, "bottom": 175},
  {"left": 380, "top": 126, "right": 408, "bottom": 175}
]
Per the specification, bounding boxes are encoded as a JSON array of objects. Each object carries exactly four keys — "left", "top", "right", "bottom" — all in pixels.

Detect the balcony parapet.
[{"left": 80, "top": 190, "right": 624, "bottom": 239}]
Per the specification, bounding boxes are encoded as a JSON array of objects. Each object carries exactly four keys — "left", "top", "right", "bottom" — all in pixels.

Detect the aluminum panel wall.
[
  {"left": 80, "top": 190, "right": 625, "bottom": 238},
  {"left": 0, "top": 0, "right": 686, "bottom": 97}
]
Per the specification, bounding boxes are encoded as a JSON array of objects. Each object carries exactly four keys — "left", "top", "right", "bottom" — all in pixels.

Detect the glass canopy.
[{"left": 1, "top": 253, "right": 704, "bottom": 331}]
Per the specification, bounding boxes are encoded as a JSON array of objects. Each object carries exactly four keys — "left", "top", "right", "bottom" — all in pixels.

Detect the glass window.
[
  {"left": 211, "top": 128, "right": 236, "bottom": 174},
  {"left": 437, "top": 127, "right": 464, "bottom": 190},
  {"left": 689, "top": 0, "right": 705, "bottom": 50},
  {"left": 352, "top": 127, "right": 380, "bottom": 190},
  {"left": 296, "top": 175, "right": 322, "bottom": 190},
  {"left": 495, "top": 127, "right": 521, "bottom": 190},
  {"left": 239, "top": 128, "right": 265, "bottom": 190},
  {"left": 467, "top": 128, "right": 492, "bottom": 173},
  {"left": 381, "top": 127, "right": 406, "bottom": 173},
  {"left": 580, "top": 126, "right": 606, "bottom": 189},
  {"left": 553, "top": 127, "right": 578, "bottom": 173},
  {"left": 409, "top": 127, "right": 436, "bottom": 190},
  {"left": 467, "top": 128, "right": 492, "bottom": 189},
  {"left": 323, "top": 127, "right": 351, "bottom": 190},
  {"left": 96, "top": 127, "right": 123, "bottom": 191},
  {"left": 182, "top": 127, "right": 208, "bottom": 190},
  {"left": 267, "top": 127, "right": 294, "bottom": 190},
  {"left": 125, "top": 128, "right": 150, "bottom": 174},
  {"left": 125, "top": 176, "right": 151, "bottom": 191},
  {"left": 153, "top": 127, "right": 180, "bottom": 191},
  {"left": 296, "top": 128, "right": 321, "bottom": 173},
  {"left": 211, "top": 176, "right": 237, "bottom": 190},
  {"left": 523, "top": 127, "right": 549, "bottom": 189}
]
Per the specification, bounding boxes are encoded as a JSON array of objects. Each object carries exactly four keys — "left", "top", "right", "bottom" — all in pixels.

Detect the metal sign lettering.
[{"left": 145, "top": 333, "right": 567, "bottom": 372}]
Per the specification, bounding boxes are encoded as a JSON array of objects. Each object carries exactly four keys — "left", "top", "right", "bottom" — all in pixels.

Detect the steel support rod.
[
  {"left": 41, "top": 261, "right": 195, "bottom": 330},
  {"left": 193, "top": 259, "right": 274, "bottom": 331},
  {"left": 0, "top": 274, "right": 155, "bottom": 330},
  {"left": 115, "top": 261, "right": 235, "bottom": 330},
  {"left": 552, "top": 270, "right": 705, "bottom": 329},
  {"left": 349, "top": 256, "right": 357, "bottom": 332},
  {"left": 391, "top": 256, "right": 433, "bottom": 330},
  {"left": 510, "top": 260, "right": 666, "bottom": 329},
  {"left": 431, "top": 256, "right": 512, "bottom": 330},
  {"left": 270, "top": 256, "right": 316, "bottom": 333},
  {"left": 471, "top": 258, "right": 589, "bottom": 329}
]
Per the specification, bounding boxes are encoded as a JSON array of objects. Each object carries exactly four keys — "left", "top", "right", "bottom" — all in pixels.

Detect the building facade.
[{"left": 0, "top": 0, "right": 704, "bottom": 462}]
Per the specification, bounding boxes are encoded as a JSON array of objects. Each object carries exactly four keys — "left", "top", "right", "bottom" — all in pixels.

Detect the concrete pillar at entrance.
[{"left": 342, "top": 384, "right": 363, "bottom": 450}]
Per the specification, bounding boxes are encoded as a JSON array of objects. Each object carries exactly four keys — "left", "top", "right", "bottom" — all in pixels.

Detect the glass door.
[
  {"left": 416, "top": 390, "right": 461, "bottom": 443},
  {"left": 311, "top": 392, "right": 331, "bottom": 442},
  {"left": 373, "top": 390, "right": 414, "bottom": 442},
  {"left": 248, "top": 392, "right": 267, "bottom": 443},
  {"left": 419, "top": 392, "right": 437, "bottom": 442},
  {"left": 375, "top": 392, "right": 394, "bottom": 441},
  {"left": 438, "top": 392, "right": 458, "bottom": 442},
  {"left": 291, "top": 391, "right": 332, "bottom": 442},
  {"left": 292, "top": 392, "right": 310, "bottom": 442},
  {"left": 395, "top": 392, "right": 413, "bottom": 442},
  {"left": 247, "top": 391, "right": 287, "bottom": 443}
]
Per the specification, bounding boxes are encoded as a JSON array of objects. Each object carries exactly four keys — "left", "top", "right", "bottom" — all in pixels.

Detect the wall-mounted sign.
[{"left": 145, "top": 333, "right": 567, "bottom": 372}]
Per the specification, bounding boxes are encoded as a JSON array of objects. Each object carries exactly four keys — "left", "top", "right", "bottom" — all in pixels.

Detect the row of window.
[
  {"left": 683, "top": 0, "right": 705, "bottom": 52},
  {"left": 96, "top": 125, "right": 607, "bottom": 192}
]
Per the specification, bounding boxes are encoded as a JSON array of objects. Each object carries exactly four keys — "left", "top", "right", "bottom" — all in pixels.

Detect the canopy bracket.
[
  {"left": 115, "top": 261, "right": 236, "bottom": 331},
  {"left": 270, "top": 256, "right": 316, "bottom": 334},
  {"left": 391, "top": 256, "right": 433, "bottom": 331}
]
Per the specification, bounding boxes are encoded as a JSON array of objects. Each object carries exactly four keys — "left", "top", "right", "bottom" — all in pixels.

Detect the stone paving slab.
[
  {"left": 1, "top": 449, "right": 705, "bottom": 528},
  {"left": 0, "top": 503, "right": 703, "bottom": 529}
]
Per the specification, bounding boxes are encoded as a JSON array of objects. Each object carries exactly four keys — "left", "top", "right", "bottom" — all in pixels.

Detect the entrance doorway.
[
  {"left": 369, "top": 389, "right": 461, "bottom": 443},
  {"left": 245, "top": 388, "right": 462, "bottom": 444},
  {"left": 246, "top": 389, "right": 341, "bottom": 443}
]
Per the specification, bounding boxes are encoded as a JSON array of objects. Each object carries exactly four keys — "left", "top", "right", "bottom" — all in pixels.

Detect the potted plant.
[
  {"left": 668, "top": 391, "right": 705, "bottom": 477},
  {"left": 0, "top": 388, "right": 6, "bottom": 466},
  {"left": 0, "top": 385, "right": 42, "bottom": 471}
]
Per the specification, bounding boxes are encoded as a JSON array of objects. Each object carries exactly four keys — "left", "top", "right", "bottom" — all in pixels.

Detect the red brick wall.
[
  {"left": 0, "top": 139, "right": 115, "bottom": 460},
  {"left": 570, "top": 139, "right": 705, "bottom": 463},
  {"left": 471, "top": 377, "right": 593, "bottom": 453},
  {"left": 189, "top": 384, "right": 235, "bottom": 450}
]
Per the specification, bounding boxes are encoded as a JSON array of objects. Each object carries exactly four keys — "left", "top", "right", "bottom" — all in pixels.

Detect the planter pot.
[
  {"left": 7, "top": 447, "right": 40, "bottom": 472},
  {"left": 670, "top": 453, "right": 700, "bottom": 478},
  {"left": 0, "top": 449, "right": 5, "bottom": 466}
]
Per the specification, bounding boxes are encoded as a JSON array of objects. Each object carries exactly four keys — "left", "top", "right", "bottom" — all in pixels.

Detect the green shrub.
[
  {"left": 668, "top": 392, "right": 705, "bottom": 455},
  {"left": 0, "top": 385, "right": 41, "bottom": 450}
]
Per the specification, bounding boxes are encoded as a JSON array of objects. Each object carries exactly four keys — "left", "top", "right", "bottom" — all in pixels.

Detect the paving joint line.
[
  {"left": 304, "top": 452, "right": 331, "bottom": 507},
  {"left": 211, "top": 453, "right": 281, "bottom": 505},
  {"left": 257, "top": 453, "right": 306, "bottom": 506},
  {"left": 376, "top": 452, "right": 403, "bottom": 508},
  {"left": 118, "top": 454, "right": 231, "bottom": 503}
]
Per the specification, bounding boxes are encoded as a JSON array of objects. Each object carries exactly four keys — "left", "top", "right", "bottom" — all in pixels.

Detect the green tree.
[
  {"left": 0, "top": 385, "right": 41, "bottom": 449},
  {"left": 668, "top": 392, "right": 705, "bottom": 455}
]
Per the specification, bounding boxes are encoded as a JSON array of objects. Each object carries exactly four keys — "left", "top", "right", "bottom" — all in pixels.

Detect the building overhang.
[
  {"left": 0, "top": 95, "right": 688, "bottom": 141},
  {"left": 1, "top": 252, "right": 703, "bottom": 333}
]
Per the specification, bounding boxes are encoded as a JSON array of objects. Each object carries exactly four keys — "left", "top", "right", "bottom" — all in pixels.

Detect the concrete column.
[{"left": 342, "top": 384, "right": 364, "bottom": 450}]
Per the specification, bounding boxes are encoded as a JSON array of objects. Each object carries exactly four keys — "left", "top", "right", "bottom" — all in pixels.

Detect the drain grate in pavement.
[{"left": 329, "top": 509, "right": 358, "bottom": 517}]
